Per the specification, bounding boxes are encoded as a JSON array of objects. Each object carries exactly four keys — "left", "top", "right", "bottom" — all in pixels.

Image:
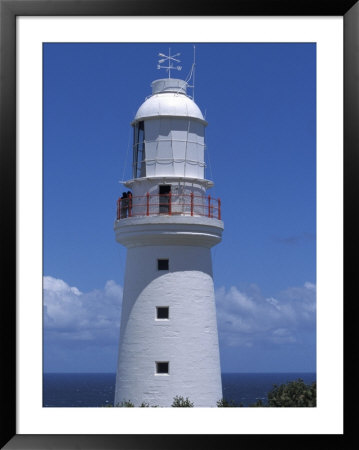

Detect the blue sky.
[{"left": 43, "top": 43, "right": 316, "bottom": 373}]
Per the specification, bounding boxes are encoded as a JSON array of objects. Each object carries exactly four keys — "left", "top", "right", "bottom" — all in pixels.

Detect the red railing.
[{"left": 117, "top": 193, "right": 221, "bottom": 220}]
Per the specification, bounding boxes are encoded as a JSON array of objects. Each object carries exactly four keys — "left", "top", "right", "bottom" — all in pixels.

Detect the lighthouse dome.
[{"left": 133, "top": 78, "right": 206, "bottom": 124}]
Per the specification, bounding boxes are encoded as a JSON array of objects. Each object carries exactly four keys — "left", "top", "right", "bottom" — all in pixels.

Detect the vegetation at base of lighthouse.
[
  {"left": 171, "top": 396, "right": 194, "bottom": 407},
  {"left": 266, "top": 379, "right": 316, "bottom": 407},
  {"left": 106, "top": 379, "right": 316, "bottom": 407},
  {"left": 217, "top": 379, "right": 316, "bottom": 407}
]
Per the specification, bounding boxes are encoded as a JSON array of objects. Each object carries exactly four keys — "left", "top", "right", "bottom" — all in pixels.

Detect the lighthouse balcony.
[{"left": 116, "top": 192, "right": 221, "bottom": 221}]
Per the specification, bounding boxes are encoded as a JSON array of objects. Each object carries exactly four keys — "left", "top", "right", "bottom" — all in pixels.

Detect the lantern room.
[{"left": 131, "top": 78, "right": 208, "bottom": 180}]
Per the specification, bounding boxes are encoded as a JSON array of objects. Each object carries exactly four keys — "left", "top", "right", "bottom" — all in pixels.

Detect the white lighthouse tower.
[{"left": 114, "top": 58, "right": 223, "bottom": 407}]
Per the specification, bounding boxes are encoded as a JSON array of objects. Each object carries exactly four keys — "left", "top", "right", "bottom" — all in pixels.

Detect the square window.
[
  {"left": 157, "top": 259, "right": 169, "bottom": 271},
  {"left": 156, "top": 306, "right": 169, "bottom": 320},
  {"left": 156, "top": 361, "right": 169, "bottom": 374}
]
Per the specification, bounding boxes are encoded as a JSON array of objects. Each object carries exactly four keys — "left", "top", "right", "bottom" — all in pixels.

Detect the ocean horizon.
[{"left": 43, "top": 372, "right": 316, "bottom": 407}]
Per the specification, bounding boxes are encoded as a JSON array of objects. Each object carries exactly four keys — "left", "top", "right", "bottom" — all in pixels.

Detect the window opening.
[
  {"left": 156, "top": 306, "right": 169, "bottom": 319},
  {"left": 156, "top": 362, "right": 169, "bottom": 374},
  {"left": 157, "top": 259, "right": 169, "bottom": 271}
]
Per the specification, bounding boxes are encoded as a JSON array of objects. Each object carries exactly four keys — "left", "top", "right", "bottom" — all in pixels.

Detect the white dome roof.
[{"left": 133, "top": 79, "right": 206, "bottom": 124}]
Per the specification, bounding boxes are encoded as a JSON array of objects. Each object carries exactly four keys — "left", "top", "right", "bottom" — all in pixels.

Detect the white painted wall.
[{"left": 114, "top": 244, "right": 222, "bottom": 407}]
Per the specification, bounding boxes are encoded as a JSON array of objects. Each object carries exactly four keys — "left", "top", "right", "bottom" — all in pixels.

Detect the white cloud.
[
  {"left": 44, "top": 276, "right": 123, "bottom": 347},
  {"left": 43, "top": 275, "right": 315, "bottom": 355},
  {"left": 265, "top": 297, "right": 281, "bottom": 310},
  {"left": 304, "top": 281, "right": 316, "bottom": 290},
  {"left": 216, "top": 282, "right": 316, "bottom": 348}
]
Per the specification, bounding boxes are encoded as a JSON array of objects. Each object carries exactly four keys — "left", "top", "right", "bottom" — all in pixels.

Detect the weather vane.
[{"left": 157, "top": 48, "right": 182, "bottom": 78}]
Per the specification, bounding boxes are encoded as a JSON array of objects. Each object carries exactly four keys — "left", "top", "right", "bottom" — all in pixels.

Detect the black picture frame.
[{"left": 1, "top": 0, "right": 357, "bottom": 448}]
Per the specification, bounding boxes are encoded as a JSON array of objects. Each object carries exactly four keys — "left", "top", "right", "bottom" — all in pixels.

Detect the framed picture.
[{"left": 1, "top": 0, "right": 356, "bottom": 448}]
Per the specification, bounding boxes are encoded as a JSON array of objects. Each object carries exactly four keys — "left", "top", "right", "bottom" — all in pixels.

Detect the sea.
[{"left": 43, "top": 372, "right": 316, "bottom": 407}]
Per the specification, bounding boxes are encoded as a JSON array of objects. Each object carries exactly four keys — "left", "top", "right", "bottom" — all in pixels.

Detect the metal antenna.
[
  {"left": 157, "top": 48, "right": 182, "bottom": 78},
  {"left": 184, "top": 45, "right": 196, "bottom": 100},
  {"left": 192, "top": 45, "right": 196, "bottom": 101}
]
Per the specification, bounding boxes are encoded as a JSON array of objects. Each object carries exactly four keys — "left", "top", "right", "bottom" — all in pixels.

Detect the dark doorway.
[{"left": 159, "top": 185, "right": 171, "bottom": 214}]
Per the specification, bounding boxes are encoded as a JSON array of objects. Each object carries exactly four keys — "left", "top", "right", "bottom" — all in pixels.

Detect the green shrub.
[
  {"left": 139, "top": 401, "right": 159, "bottom": 407},
  {"left": 267, "top": 379, "right": 316, "bottom": 407},
  {"left": 171, "top": 395, "right": 194, "bottom": 407},
  {"left": 116, "top": 400, "right": 135, "bottom": 407},
  {"left": 140, "top": 401, "right": 150, "bottom": 407}
]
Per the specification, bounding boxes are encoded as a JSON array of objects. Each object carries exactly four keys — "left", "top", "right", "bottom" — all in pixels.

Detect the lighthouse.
[{"left": 114, "top": 59, "right": 223, "bottom": 407}]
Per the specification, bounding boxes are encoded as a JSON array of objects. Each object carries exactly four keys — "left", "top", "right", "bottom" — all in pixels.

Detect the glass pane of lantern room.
[
  {"left": 132, "top": 124, "right": 138, "bottom": 178},
  {"left": 133, "top": 121, "right": 146, "bottom": 178}
]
